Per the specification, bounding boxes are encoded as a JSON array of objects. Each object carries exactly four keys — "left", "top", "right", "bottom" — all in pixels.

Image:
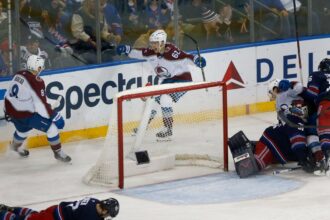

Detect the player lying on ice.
[
  {"left": 229, "top": 78, "right": 329, "bottom": 177},
  {"left": 3, "top": 55, "right": 71, "bottom": 162},
  {"left": 0, "top": 197, "right": 119, "bottom": 220},
  {"left": 116, "top": 29, "right": 206, "bottom": 140}
]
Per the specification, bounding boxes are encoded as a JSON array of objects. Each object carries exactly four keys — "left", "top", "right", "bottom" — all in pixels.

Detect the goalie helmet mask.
[
  {"left": 100, "top": 198, "right": 120, "bottom": 218},
  {"left": 267, "top": 78, "right": 280, "bottom": 100},
  {"left": 318, "top": 58, "right": 330, "bottom": 72},
  {"left": 27, "top": 55, "right": 45, "bottom": 75}
]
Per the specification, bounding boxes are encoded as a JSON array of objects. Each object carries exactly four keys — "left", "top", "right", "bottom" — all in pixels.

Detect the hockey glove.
[
  {"left": 289, "top": 106, "right": 304, "bottom": 116},
  {"left": 116, "top": 45, "right": 131, "bottom": 56},
  {"left": 52, "top": 112, "right": 65, "bottom": 129},
  {"left": 193, "top": 55, "right": 206, "bottom": 68}
]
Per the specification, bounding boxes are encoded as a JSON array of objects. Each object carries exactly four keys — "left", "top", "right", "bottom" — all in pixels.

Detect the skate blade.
[
  {"left": 313, "top": 170, "right": 330, "bottom": 176},
  {"left": 156, "top": 137, "right": 171, "bottom": 142}
]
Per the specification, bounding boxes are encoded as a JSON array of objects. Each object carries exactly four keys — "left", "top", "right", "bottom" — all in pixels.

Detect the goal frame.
[{"left": 116, "top": 81, "right": 228, "bottom": 188}]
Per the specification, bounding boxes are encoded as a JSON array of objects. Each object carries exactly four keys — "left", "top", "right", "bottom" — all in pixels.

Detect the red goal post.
[{"left": 117, "top": 81, "right": 228, "bottom": 188}]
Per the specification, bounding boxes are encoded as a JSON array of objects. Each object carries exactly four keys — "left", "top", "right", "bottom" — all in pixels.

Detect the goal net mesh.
[{"left": 83, "top": 81, "right": 228, "bottom": 188}]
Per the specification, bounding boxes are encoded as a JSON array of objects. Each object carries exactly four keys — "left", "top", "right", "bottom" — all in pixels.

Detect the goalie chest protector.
[{"left": 228, "top": 131, "right": 259, "bottom": 178}]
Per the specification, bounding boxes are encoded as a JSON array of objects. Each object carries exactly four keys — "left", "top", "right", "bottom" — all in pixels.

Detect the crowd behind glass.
[{"left": 0, "top": 0, "right": 328, "bottom": 77}]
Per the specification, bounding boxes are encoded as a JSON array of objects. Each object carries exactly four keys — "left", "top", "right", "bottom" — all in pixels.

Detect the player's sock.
[{"left": 0, "top": 210, "right": 16, "bottom": 220}]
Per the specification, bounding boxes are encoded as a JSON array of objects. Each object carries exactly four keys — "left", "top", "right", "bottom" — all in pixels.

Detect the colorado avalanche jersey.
[
  {"left": 128, "top": 43, "right": 195, "bottom": 83},
  {"left": 4, "top": 70, "right": 54, "bottom": 119},
  {"left": 55, "top": 197, "right": 103, "bottom": 220}
]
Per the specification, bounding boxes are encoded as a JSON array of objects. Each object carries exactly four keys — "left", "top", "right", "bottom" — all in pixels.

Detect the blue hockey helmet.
[
  {"left": 278, "top": 79, "right": 290, "bottom": 92},
  {"left": 318, "top": 58, "right": 330, "bottom": 72},
  {"left": 100, "top": 198, "right": 119, "bottom": 218}
]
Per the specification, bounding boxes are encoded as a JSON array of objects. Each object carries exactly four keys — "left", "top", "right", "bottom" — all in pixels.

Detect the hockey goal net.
[{"left": 83, "top": 81, "right": 228, "bottom": 188}]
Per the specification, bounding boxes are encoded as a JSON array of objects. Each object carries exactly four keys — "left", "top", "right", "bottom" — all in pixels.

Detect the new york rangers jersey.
[
  {"left": 4, "top": 70, "right": 54, "bottom": 119},
  {"left": 54, "top": 197, "right": 103, "bottom": 220},
  {"left": 128, "top": 43, "right": 196, "bottom": 83}
]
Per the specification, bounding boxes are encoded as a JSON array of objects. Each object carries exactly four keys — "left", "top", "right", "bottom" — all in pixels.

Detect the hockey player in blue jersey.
[
  {"left": 254, "top": 79, "right": 316, "bottom": 172},
  {"left": 300, "top": 58, "right": 330, "bottom": 172},
  {"left": 0, "top": 197, "right": 119, "bottom": 220},
  {"left": 229, "top": 79, "right": 316, "bottom": 177}
]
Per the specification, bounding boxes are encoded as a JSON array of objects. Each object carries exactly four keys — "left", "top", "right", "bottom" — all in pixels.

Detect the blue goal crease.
[{"left": 115, "top": 172, "right": 302, "bottom": 205}]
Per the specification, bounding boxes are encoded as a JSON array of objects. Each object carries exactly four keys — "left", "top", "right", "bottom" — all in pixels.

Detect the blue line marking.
[{"left": 116, "top": 172, "right": 302, "bottom": 205}]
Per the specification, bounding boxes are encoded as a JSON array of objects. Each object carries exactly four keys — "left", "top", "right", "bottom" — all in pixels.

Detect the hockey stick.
[
  {"left": 293, "top": 0, "right": 304, "bottom": 85},
  {"left": 273, "top": 166, "right": 302, "bottom": 175},
  {"left": 277, "top": 111, "right": 330, "bottom": 129},
  {"left": 183, "top": 33, "right": 206, "bottom": 83}
]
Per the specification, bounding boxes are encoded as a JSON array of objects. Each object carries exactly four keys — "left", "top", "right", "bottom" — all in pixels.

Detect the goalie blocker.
[{"left": 228, "top": 131, "right": 259, "bottom": 178}]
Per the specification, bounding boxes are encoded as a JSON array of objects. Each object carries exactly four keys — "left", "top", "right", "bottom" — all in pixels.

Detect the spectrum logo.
[{"left": 222, "top": 61, "right": 245, "bottom": 90}]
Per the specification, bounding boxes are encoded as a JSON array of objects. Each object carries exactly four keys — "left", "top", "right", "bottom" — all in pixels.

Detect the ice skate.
[
  {"left": 313, "top": 158, "right": 329, "bottom": 176},
  {"left": 10, "top": 143, "right": 29, "bottom": 157},
  {"left": 0, "top": 204, "right": 13, "bottom": 212},
  {"left": 54, "top": 150, "right": 72, "bottom": 163},
  {"left": 156, "top": 128, "right": 172, "bottom": 141}
]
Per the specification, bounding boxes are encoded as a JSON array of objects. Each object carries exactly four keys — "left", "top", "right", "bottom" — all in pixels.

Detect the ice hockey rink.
[{"left": 1, "top": 111, "right": 330, "bottom": 220}]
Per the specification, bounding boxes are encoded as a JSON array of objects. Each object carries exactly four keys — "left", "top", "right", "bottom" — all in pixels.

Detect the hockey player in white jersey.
[
  {"left": 3, "top": 55, "right": 71, "bottom": 162},
  {"left": 116, "top": 29, "right": 206, "bottom": 139}
]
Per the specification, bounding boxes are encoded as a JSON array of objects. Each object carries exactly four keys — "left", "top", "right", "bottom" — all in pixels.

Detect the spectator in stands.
[
  {"left": 143, "top": 0, "right": 171, "bottom": 30},
  {"left": 104, "top": 2, "right": 123, "bottom": 40},
  {"left": 227, "top": 1, "right": 251, "bottom": 43},
  {"left": 179, "top": 0, "right": 209, "bottom": 48},
  {"left": 314, "top": 0, "right": 330, "bottom": 34},
  {"left": 70, "top": 0, "right": 121, "bottom": 64},
  {"left": 20, "top": 35, "right": 51, "bottom": 70},
  {"left": 0, "top": 1, "right": 8, "bottom": 41},
  {"left": 201, "top": 7, "right": 222, "bottom": 44},
  {"left": 0, "top": 40, "right": 9, "bottom": 76},
  {"left": 39, "top": 0, "right": 81, "bottom": 68},
  {"left": 296, "top": 0, "right": 321, "bottom": 35},
  {"left": 234, "top": 0, "right": 291, "bottom": 41}
]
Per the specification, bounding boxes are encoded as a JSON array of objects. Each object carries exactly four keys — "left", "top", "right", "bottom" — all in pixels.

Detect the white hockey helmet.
[
  {"left": 149, "top": 29, "right": 167, "bottom": 44},
  {"left": 27, "top": 55, "right": 45, "bottom": 73},
  {"left": 267, "top": 78, "right": 280, "bottom": 100}
]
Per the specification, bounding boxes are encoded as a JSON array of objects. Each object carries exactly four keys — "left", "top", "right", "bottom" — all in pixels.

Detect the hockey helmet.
[
  {"left": 278, "top": 79, "right": 290, "bottom": 92},
  {"left": 318, "top": 58, "right": 330, "bottom": 72},
  {"left": 27, "top": 55, "right": 45, "bottom": 73},
  {"left": 149, "top": 29, "right": 167, "bottom": 44},
  {"left": 100, "top": 198, "right": 119, "bottom": 218},
  {"left": 267, "top": 78, "right": 280, "bottom": 100}
]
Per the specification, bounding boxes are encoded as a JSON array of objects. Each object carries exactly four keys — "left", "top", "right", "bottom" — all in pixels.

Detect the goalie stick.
[
  {"left": 183, "top": 33, "right": 206, "bottom": 83},
  {"left": 272, "top": 166, "right": 302, "bottom": 175}
]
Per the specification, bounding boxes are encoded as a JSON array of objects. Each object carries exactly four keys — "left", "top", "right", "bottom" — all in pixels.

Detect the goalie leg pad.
[{"left": 228, "top": 131, "right": 259, "bottom": 178}]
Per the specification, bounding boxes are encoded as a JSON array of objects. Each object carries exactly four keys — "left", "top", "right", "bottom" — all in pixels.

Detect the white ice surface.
[{"left": 1, "top": 111, "right": 330, "bottom": 220}]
